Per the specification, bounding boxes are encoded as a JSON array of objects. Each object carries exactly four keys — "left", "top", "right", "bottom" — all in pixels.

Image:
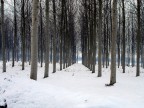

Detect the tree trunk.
[
  {"left": 131, "top": 13, "right": 135, "bottom": 67},
  {"left": 40, "top": 1, "right": 43, "bottom": 67},
  {"left": 12, "top": 0, "right": 17, "bottom": 67},
  {"left": 136, "top": 0, "right": 141, "bottom": 76},
  {"left": 110, "top": 0, "right": 117, "bottom": 85},
  {"left": 21, "top": 0, "right": 26, "bottom": 70},
  {"left": 30, "top": 0, "right": 39, "bottom": 80},
  {"left": 60, "top": 0, "right": 64, "bottom": 70},
  {"left": 117, "top": 3, "right": 121, "bottom": 68},
  {"left": 44, "top": 0, "right": 50, "bottom": 78},
  {"left": 92, "top": 0, "right": 97, "bottom": 73},
  {"left": 122, "top": 0, "right": 125, "bottom": 73},
  {"left": 1, "top": 0, "right": 6, "bottom": 72},
  {"left": 98, "top": 0, "right": 102, "bottom": 77},
  {"left": 52, "top": 0, "right": 56, "bottom": 73}
]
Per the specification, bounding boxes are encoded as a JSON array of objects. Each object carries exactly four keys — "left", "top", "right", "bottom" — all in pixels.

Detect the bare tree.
[
  {"left": 109, "top": 0, "right": 117, "bottom": 85},
  {"left": 136, "top": 0, "right": 141, "bottom": 76},
  {"left": 98, "top": 0, "right": 102, "bottom": 77},
  {"left": 12, "top": 0, "right": 17, "bottom": 67},
  {"left": 60, "top": 0, "right": 64, "bottom": 70},
  {"left": 30, "top": 0, "right": 39, "bottom": 80},
  {"left": 40, "top": 0, "right": 43, "bottom": 67},
  {"left": 122, "top": 0, "right": 125, "bottom": 73},
  {"left": 52, "top": 0, "right": 56, "bottom": 73},
  {"left": 1, "top": 0, "right": 6, "bottom": 72},
  {"left": 92, "top": 0, "right": 97, "bottom": 73},
  {"left": 21, "top": 0, "right": 26, "bottom": 70},
  {"left": 44, "top": 0, "right": 50, "bottom": 78}
]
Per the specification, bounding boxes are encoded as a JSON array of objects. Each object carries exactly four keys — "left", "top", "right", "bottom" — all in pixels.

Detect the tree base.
[
  {"left": 105, "top": 83, "right": 115, "bottom": 86},
  {"left": 43, "top": 76, "right": 49, "bottom": 78}
]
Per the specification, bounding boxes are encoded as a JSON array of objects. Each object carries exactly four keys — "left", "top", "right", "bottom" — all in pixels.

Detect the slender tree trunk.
[
  {"left": 131, "top": 14, "right": 135, "bottom": 67},
  {"left": 106, "top": 1, "right": 109, "bottom": 68},
  {"left": 30, "top": 0, "right": 39, "bottom": 80},
  {"left": 50, "top": 35, "right": 52, "bottom": 63},
  {"left": 122, "top": 0, "right": 125, "bottom": 73},
  {"left": 109, "top": 0, "right": 117, "bottom": 85},
  {"left": 127, "top": 20, "right": 130, "bottom": 67},
  {"left": 118, "top": 4, "right": 121, "bottom": 68},
  {"left": 21, "top": 0, "right": 26, "bottom": 70},
  {"left": 12, "top": 0, "right": 17, "bottom": 67},
  {"left": 60, "top": 0, "right": 64, "bottom": 70},
  {"left": 136, "top": 0, "right": 141, "bottom": 76},
  {"left": 1, "top": 0, "right": 6, "bottom": 72},
  {"left": 98, "top": 0, "right": 102, "bottom": 77},
  {"left": 52, "top": 0, "right": 56, "bottom": 73},
  {"left": 44, "top": 0, "right": 50, "bottom": 78},
  {"left": 92, "top": 0, "right": 97, "bottom": 73},
  {"left": 40, "top": 1, "right": 43, "bottom": 67}
]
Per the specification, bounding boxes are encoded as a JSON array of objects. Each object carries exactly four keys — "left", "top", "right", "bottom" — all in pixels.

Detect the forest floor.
[{"left": 0, "top": 62, "right": 144, "bottom": 108}]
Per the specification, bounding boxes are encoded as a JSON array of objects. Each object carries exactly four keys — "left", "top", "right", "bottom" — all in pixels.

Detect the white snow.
[{"left": 0, "top": 62, "right": 144, "bottom": 108}]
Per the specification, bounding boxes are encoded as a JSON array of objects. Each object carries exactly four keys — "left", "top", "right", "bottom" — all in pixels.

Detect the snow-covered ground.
[{"left": 0, "top": 62, "right": 144, "bottom": 108}]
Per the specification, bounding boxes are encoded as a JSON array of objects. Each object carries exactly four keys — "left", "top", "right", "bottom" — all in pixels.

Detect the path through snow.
[{"left": 0, "top": 62, "right": 144, "bottom": 108}]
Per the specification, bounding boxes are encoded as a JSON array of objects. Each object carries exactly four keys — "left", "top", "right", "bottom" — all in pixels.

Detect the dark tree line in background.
[{"left": 0, "top": 0, "right": 144, "bottom": 85}]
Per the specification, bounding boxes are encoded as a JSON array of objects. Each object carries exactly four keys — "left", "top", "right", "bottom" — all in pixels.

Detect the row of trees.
[
  {"left": 0, "top": 0, "right": 77, "bottom": 80},
  {"left": 80, "top": 0, "right": 143, "bottom": 85},
  {"left": 1, "top": 0, "right": 144, "bottom": 85}
]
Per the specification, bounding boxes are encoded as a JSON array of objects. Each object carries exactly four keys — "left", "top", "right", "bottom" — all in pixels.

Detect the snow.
[{"left": 0, "top": 62, "right": 144, "bottom": 108}]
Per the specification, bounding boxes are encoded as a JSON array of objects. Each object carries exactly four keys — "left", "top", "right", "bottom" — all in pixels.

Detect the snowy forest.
[{"left": 0, "top": 0, "right": 144, "bottom": 108}]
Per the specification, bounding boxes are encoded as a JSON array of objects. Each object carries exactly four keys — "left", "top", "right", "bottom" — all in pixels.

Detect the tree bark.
[
  {"left": 136, "top": 0, "right": 141, "bottom": 76},
  {"left": 12, "top": 0, "right": 17, "bottom": 67},
  {"left": 30, "top": 0, "right": 39, "bottom": 80},
  {"left": 98, "top": 0, "right": 102, "bottom": 77},
  {"left": 60, "top": 0, "right": 64, "bottom": 70},
  {"left": 92, "top": 0, "right": 97, "bottom": 73},
  {"left": 122, "top": 0, "right": 125, "bottom": 73},
  {"left": 21, "top": 0, "right": 26, "bottom": 70},
  {"left": 1, "top": 0, "right": 6, "bottom": 72},
  {"left": 52, "top": 0, "right": 56, "bottom": 73},
  {"left": 40, "top": 1, "right": 43, "bottom": 67},
  {"left": 110, "top": 0, "right": 117, "bottom": 85},
  {"left": 44, "top": 0, "right": 50, "bottom": 78}
]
